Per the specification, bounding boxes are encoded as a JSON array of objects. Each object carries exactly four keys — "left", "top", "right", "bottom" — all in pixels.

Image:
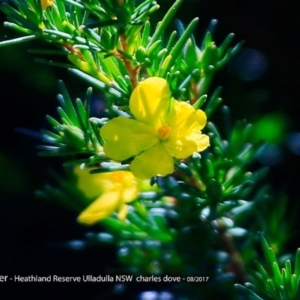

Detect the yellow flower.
[
  {"left": 100, "top": 77, "right": 209, "bottom": 179},
  {"left": 75, "top": 167, "right": 142, "bottom": 225},
  {"left": 41, "top": 0, "right": 53, "bottom": 10}
]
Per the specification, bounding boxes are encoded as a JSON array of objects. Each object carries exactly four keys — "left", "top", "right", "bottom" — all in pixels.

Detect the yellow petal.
[
  {"left": 192, "top": 133, "right": 210, "bottom": 152},
  {"left": 130, "top": 77, "right": 172, "bottom": 128},
  {"left": 120, "top": 186, "right": 138, "bottom": 203},
  {"left": 118, "top": 204, "right": 129, "bottom": 221},
  {"left": 168, "top": 101, "right": 207, "bottom": 133},
  {"left": 164, "top": 136, "right": 198, "bottom": 158},
  {"left": 195, "top": 109, "right": 207, "bottom": 130},
  {"left": 107, "top": 171, "right": 133, "bottom": 188},
  {"left": 74, "top": 166, "right": 104, "bottom": 199},
  {"left": 100, "top": 116, "right": 158, "bottom": 161},
  {"left": 77, "top": 191, "right": 120, "bottom": 225},
  {"left": 130, "top": 143, "right": 174, "bottom": 179},
  {"left": 163, "top": 101, "right": 209, "bottom": 158},
  {"left": 75, "top": 167, "right": 131, "bottom": 197},
  {"left": 41, "top": 0, "right": 53, "bottom": 9},
  {"left": 165, "top": 131, "right": 210, "bottom": 158}
]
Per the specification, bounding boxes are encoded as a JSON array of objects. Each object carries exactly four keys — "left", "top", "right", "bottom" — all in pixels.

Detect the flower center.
[
  {"left": 157, "top": 124, "right": 172, "bottom": 140},
  {"left": 110, "top": 171, "right": 135, "bottom": 188},
  {"left": 110, "top": 171, "right": 125, "bottom": 184}
]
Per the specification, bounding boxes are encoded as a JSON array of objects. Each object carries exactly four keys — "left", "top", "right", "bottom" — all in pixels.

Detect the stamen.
[
  {"left": 158, "top": 124, "right": 172, "bottom": 140},
  {"left": 110, "top": 171, "right": 125, "bottom": 184}
]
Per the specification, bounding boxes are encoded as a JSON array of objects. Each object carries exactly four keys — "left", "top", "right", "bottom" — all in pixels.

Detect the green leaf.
[
  {"left": 141, "top": 20, "right": 150, "bottom": 47},
  {"left": 295, "top": 249, "right": 300, "bottom": 278},
  {"left": 35, "top": 58, "right": 74, "bottom": 69},
  {"left": 69, "top": 69, "right": 108, "bottom": 93},
  {"left": 0, "top": 34, "right": 36, "bottom": 47},
  {"left": 193, "top": 94, "right": 207, "bottom": 109},
  {"left": 218, "top": 33, "right": 235, "bottom": 57},
  {"left": 3, "top": 21, "right": 34, "bottom": 35},
  {"left": 159, "top": 18, "right": 199, "bottom": 77},
  {"left": 272, "top": 261, "right": 283, "bottom": 287},
  {"left": 46, "top": 115, "right": 61, "bottom": 128},
  {"left": 147, "top": 0, "right": 183, "bottom": 48},
  {"left": 204, "top": 86, "right": 222, "bottom": 117},
  {"left": 56, "top": 0, "right": 68, "bottom": 21},
  {"left": 58, "top": 80, "right": 80, "bottom": 127},
  {"left": 37, "top": 145, "right": 84, "bottom": 156},
  {"left": 57, "top": 107, "right": 73, "bottom": 125},
  {"left": 61, "top": 125, "right": 86, "bottom": 149}
]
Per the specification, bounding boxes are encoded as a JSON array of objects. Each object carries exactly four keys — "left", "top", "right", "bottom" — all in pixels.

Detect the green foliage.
[
  {"left": 0, "top": 0, "right": 240, "bottom": 106},
  {"left": 18, "top": 80, "right": 104, "bottom": 159},
  {"left": 0, "top": 0, "right": 297, "bottom": 298},
  {"left": 236, "top": 237, "right": 300, "bottom": 300}
]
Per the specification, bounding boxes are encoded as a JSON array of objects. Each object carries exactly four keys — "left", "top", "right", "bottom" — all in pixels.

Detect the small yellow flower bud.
[{"left": 41, "top": 0, "right": 53, "bottom": 10}]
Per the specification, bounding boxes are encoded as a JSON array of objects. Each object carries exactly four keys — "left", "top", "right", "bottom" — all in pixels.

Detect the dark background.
[{"left": 1, "top": 0, "right": 300, "bottom": 298}]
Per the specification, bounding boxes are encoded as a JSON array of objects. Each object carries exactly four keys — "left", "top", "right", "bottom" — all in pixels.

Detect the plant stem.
[
  {"left": 217, "top": 220, "right": 247, "bottom": 283},
  {"left": 118, "top": 33, "right": 139, "bottom": 88}
]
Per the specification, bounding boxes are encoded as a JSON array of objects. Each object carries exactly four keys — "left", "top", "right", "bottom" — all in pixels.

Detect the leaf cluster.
[
  {"left": 236, "top": 237, "right": 300, "bottom": 300},
  {"left": 0, "top": 0, "right": 297, "bottom": 298},
  {"left": 1, "top": 0, "right": 241, "bottom": 108}
]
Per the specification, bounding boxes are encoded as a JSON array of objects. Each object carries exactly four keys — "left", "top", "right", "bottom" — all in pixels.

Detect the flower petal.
[
  {"left": 130, "top": 77, "right": 172, "bottom": 128},
  {"left": 121, "top": 186, "right": 138, "bottom": 203},
  {"left": 74, "top": 166, "right": 104, "bottom": 198},
  {"left": 118, "top": 204, "right": 129, "bottom": 221},
  {"left": 77, "top": 191, "right": 120, "bottom": 225},
  {"left": 192, "top": 132, "right": 210, "bottom": 152},
  {"left": 101, "top": 116, "right": 158, "bottom": 161},
  {"left": 195, "top": 109, "right": 207, "bottom": 130},
  {"left": 164, "top": 101, "right": 209, "bottom": 158},
  {"left": 75, "top": 168, "right": 131, "bottom": 197},
  {"left": 168, "top": 101, "right": 207, "bottom": 132},
  {"left": 130, "top": 143, "right": 174, "bottom": 179},
  {"left": 164, "top": 136, "right": 198, "bottom": 158},
  {"left": 165, "top": 131, "right": 210, "bottom": 158}
]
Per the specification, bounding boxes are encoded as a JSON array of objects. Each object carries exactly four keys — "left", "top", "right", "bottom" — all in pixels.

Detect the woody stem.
[{"left": 119, "top": 33, "right": 139, "bottom": 88}]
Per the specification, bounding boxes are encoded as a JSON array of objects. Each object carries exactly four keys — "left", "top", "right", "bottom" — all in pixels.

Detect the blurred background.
[{"left": 1, "top": 0, "right": 300, "bottom": 298}]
